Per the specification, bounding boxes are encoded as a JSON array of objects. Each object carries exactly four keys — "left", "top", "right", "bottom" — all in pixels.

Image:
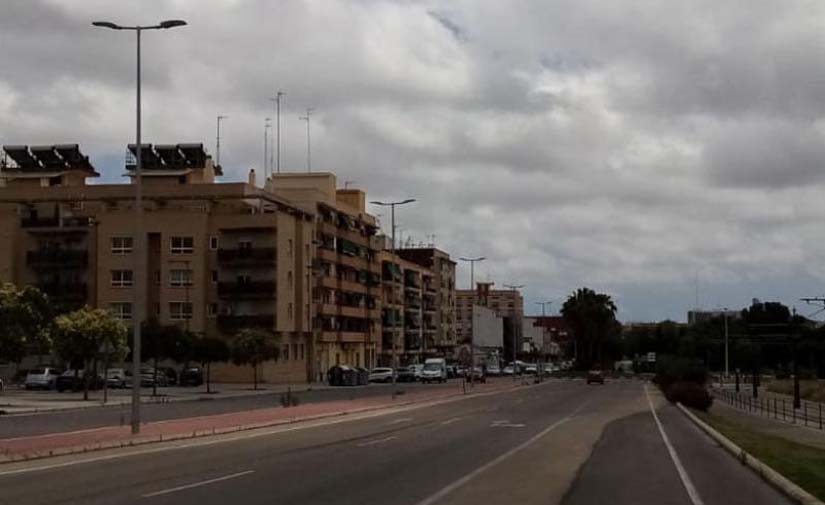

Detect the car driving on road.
[{"left": 586, "top": 369, "right": 605, "bottom": 384}]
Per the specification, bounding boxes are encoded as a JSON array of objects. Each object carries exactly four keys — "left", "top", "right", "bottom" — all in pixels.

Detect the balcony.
[
  {"left": 217, "top": 247, "right": 275, "bottom": 266},
  {"left": 37, "top": 282, "right": 87, "bottom": 302},
  {"left": 217, "top": 281, "right": 275, "bottom": 299},
  {"left": 217, "top": 314, "right": 274, "bottom": 332},
  {"left": 27, "top": 249, "right": 87, "bottom": 268}
]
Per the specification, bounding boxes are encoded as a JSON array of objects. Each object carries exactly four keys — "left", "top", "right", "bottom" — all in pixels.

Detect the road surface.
[{"left": 0, "top": 380, "right": 793, "bottom": 505}]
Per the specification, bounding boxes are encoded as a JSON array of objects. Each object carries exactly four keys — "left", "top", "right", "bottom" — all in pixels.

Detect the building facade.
[{"left": 456, "top": 283, "right": 524, "bottom": 354}]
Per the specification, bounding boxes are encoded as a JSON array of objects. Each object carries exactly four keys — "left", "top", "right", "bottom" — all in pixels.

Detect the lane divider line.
[
  {"left": 441, "top": 417, "right": 462, "bottom": 425},
  {"left": 645, "top": 385, "right": 705, "bottom": 505},
  {"left": 356, "top": 436, "right": 398, "bottom": 447},
  {"left": 142, "top": 470, "right": 254, "bottom": 498},
  {"left": 388, "top": 418, "right": 413, "bottom": 425},
  {"left": 413, "top": 401, "right": 589, "bottom": 505}
]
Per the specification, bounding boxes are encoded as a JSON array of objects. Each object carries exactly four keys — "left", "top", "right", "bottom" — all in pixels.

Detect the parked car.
[
  {"left": 11, "top": 369, "right": 29, "bottom": 388},
  {"left": 140, "top": 367, "right": 168, "bottom": 387},
  {"left": 524, "top": 363, "right": 538, "bottom": 375},
  {"left": 0, "top": 376, "right": 4, "bottom": 392},
  {"left": 467, "top": 366, "right": 486, "bottom": 383},
  {"left": 105, "top": 368, "right": 128, "bottom": 389},
  {"left": 159, "top": 367, "right": 178, "bottom": 386},
  {"left": 446, "top": 364, "right": 459, "bottom": 378},
  {"left": 180, "top": 367, "right": 204, "bottom": 387},
  {"left": 24, "top": 367, "right": 61, "bottom": 390},
  {"left": 487, "top": 365, "right": 502, "bottom": 376},
  {"left": 56, "top": 370, "right": 104, "bottom": 392},
  {"left": 408, "top": 363, "right": 424, "bottom": 380},
  {"left": 396, "top": 366, "right": 416, "bottom": 383},
  {"left": 586, "top": 369, "right": 605, "bottom": 385},
  {"left": 368, "top": 367, "right": 395, "bottom": 383},
  {"left": 502, "top": 365, "right": 515, "bottom": 376},
  {"left": 421, "top": 358, "right": 448, "bottom": 383}
]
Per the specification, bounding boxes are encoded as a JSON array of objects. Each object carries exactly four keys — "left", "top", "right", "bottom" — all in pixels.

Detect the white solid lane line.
[
  {"left": 441, "top": 417, "right": 462, "bottom": 425},
  {"left": 413, "top": 401, "right": 589, "bottom": 505},
  {"left": 356, "top": 436, "right": 398, "bottom": 447},
  {"left": 645, "top": 385, "right": 705, "bottom": 505},
  {"left": 142, "top": 470, "right": 254, "bottom": 498},
  {"left": 388, "top": 417, "right": 414, "bottom": 425}
]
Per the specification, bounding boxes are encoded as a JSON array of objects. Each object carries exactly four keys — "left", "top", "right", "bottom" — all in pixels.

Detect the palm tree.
[{"left": 561, "top": 287, "right": 618, "bottom": 370}]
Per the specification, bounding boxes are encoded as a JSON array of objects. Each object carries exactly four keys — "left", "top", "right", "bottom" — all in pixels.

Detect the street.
[{"left": 0, "top": 380, "right": 791, "bottom": 505}]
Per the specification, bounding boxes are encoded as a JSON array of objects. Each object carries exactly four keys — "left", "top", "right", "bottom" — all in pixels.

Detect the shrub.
[
  {"left": 665, "top": 381, "right": 713, "bottom": 411},
  {"left": 654, "top": 356, "right": 708, "bottom": 388}
]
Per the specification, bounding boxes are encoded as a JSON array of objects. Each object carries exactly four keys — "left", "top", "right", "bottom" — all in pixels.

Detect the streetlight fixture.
[
  {"left": 504, "top": 284, "right": 524, "bottom": 373},
  {"left": 371, "top": 199, "right": 416, "bottom": 398},
  {"left": 92, "top": 18, "right": 187, "bottom": 435},
  {"left": 215, "top": 115, "right": 227, "bottom": 168}
]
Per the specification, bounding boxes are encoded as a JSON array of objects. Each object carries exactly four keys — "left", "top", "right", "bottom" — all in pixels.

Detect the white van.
[{"left": 420, "top": 358, "right": 448, "bottom": 384}]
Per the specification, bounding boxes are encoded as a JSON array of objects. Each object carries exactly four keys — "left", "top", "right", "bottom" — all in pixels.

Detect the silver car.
[{"left": 24, "top": 367, "right": 61, "bottom": 390}]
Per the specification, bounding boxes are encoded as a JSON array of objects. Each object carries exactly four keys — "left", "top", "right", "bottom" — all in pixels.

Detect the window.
[
  {"left": 211, "top": 270, "right": 218, "bottom": 283},
  {"left": 169, "top": 302, "right": 193, "bottom": 320},
  {"left": 110, "top": 302, "right": 132, "bottom": 320},
  {"left": 169, "top": 269, "right": 193, "bottom": 287},
  {"left": 287, "top": 271, "right": 293, "bottom": 289},
  {"left": 207, "top": 303, "right": 218, "bottom": 318},
  {"left": 300, "top": 343, "right": 305, "bottom": 360},
  {"left": 110, "top": 270, "right": 133, "bottom": 287},
  {"left": 238, "top": 240, "right": 252, "bottom": 251},
  {"left": 292, "top": 344, "right": 298, "bottom": 361},
  {"left": 209, "top": 235, "right": 219, "bottom": 250},
  {"left": 170, "top": 236, "right": 194, "bottom": 254},
  {"left": 283, "top": 344, "right": 290, "bottom": 360},
  {"left": 288, "top": 302, "right": 294, "bottom": 320},
  {"left": 111, "top": 236, "right": 133, "bottom": 254},
  {"left": 287, "top": 238, "right": 293, "bottom": 257}
]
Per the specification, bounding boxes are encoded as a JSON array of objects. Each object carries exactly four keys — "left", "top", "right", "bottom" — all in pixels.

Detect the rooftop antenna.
[
  {"left": 270, "top": 90, "right": 285, "bottom": 174},
  {"left": 215, "top": 115, "right": 227, "bottom": 168},
  {"left": 263, "top": 118, "right": 272, "bottom": 179},
  {"left": 694, "top": 270, "right": 700, "bottom": 310},
  {"left": 344, "top": 180, "right": 356, "bottom": 189},
  {"left": 299, "top": 107, "right": 313, "bottom": 173}
]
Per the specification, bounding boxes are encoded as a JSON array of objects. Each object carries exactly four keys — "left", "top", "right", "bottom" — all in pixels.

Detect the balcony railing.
[
  {"left": 217, "top": 314, "right": 275, "bottom": 332},
  {"left": 217, "top": 281, "right": 276, "bottom": 299},
  {"left": 21, "top": 216, "right": 91, "bottom": 229},
  {"left": 27, "top": 249, "right": 88, "bottom": 268},
  {"left": 217, "top": 247, "right": 276, "bottom": 265}
]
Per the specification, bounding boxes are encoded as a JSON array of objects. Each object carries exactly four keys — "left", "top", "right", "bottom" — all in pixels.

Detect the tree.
[
  {"left": 231, "top": 328, "right": 280, "bottom": 390},
  {"left": 561, "top": 287, "right": 619, "bottom": 370},
  {"left": 53, "top": 306, "right": 127, "bottom": 400},
  {"left": 0, "top": 283, "right": 53, "bottom": 364},
  {"left": 140, "top": 318, "right": 187, "bottom": 396},
  {"left": 192, "top": 336, "right": 230, "bottom": 393}
]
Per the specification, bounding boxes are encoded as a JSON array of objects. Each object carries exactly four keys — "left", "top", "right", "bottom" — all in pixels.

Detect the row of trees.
[{"left": 0, "top": 283, "right": 282, "bottom": 396}]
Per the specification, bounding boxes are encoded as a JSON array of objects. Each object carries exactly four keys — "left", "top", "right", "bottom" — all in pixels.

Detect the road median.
[{"left": 0, "top": 380, "right": 531, "bottom": 465}]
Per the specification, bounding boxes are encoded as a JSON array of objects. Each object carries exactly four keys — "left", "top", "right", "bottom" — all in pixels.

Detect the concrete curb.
[
  {"left": 0, "top": 382, "right": 530, "bottom": 465},
  {"left": 676, "top": 402, "right": 825, "bottom": 505}
]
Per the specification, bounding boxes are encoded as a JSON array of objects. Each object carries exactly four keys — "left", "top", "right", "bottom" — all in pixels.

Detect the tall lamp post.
[
  {"left": 535, "top": 300, "right": 553, "bottom": 381},
  {"left": 270, "top": 91, "right": 285, "bottom": 174},
  {"left": 215, "top": 115, "right": 227, "bottom": 168},
  {"left": 92, "top": 18, "right": 187, "bottom": 435},
  {"left": 371, "top": 199, "right": 416, "bottom": 398},
  {"left": 504, "top": 283, "right": 524, "bottom": 376},
  {"left": 459, "top": 256, "right": 485, "bottom": 386}
]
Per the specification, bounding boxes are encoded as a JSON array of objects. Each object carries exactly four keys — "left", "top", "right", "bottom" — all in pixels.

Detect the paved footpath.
[{"left": 0, "top": 380, "right": 516, "bottom": 463}]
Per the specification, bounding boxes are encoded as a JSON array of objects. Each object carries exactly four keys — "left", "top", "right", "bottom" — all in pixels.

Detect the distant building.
[
  {"left": 456, "top": 283, "right": 524, "bottom": 353},
  {"left": 687, "top": 310, "right": 740, "bottom": 325},
  {"left": 472, "top": 305, "right": 503, "bottom": 350}
]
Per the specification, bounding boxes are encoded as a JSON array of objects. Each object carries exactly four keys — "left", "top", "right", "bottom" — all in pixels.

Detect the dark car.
[
  {"left": 180, "top": 367, "right": 204, "bottom": 387},
  {"left": 467, "top": 367, "right": 486, "bottom": 383},
  {"left": 56, "top": 370, "right": 104, "bottom": 392},
  {"left": 586, "top": 370, "right": 605, "bottom": 385},
  {"left": 159, "top": 367, "right": 178, "bottom": 386},
  {"left": 396, "top": 366, "right": 416, "bottom": 383}
]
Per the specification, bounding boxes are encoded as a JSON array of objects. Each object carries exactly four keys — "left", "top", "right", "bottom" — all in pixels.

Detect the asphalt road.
[
  {"left": 0, "top": 381, "right": 794, "bottom": 505},
  {"left": 0, "top": 381, "right": 460, "bottom": 438}
]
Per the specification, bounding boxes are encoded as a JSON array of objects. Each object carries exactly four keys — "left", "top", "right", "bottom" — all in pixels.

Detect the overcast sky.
[{"left": 4, "top": 0, "right": 825, "bottom": 322}]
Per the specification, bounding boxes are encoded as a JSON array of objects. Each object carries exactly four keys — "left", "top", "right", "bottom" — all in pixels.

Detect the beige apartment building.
[
  {"left": 0, "top": 143, "right": 314, "bottom": 383},
  {"left": 456, "top": 283, "right": 524, "bottom": 353}
]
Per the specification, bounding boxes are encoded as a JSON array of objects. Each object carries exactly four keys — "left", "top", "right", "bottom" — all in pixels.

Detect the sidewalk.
[
  {"left": 0, "top": 382, "right": 333, "bottom": 415},
  {"left": 0, "top": 380, "right": 521, "bottom": 463}
]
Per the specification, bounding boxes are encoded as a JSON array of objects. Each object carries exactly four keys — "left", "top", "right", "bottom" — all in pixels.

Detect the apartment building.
[
  {"left": 267, "top": 173, "right": 382, "bottom": 376},
  {"left": 396, "top": 247, "right": 457, "bottom": 356},
  {"left": 456, "top": 282, "right": 524, "bottom": 354},
  {"left": 0, "top": 143, "right": 314, "bottom": 383}
]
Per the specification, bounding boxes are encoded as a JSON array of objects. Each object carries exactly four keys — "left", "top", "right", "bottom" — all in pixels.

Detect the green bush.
[
  {"left": 665, "top": 381, "right": 713, "bottom": 411},
  {"left": 654, "top": 356, "right": 708, "bottom": 388}
]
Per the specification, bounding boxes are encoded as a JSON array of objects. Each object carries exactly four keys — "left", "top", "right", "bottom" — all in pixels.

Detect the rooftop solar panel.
[
  {"left": 127, "top": 143, "right": 161, "bottom": 169},
  {"left": 178, "top": 143, "right": 206, "bottom": 168},
  {"left": 2, "top": 145, "right": 40, "bottom": 171},
  {"left": 154, "top": 144, "right": 185, "bottom": 168},
  {"left": 54, "top": 144, "right": 95, "bottom": 172},
  {"left": 30, "top": 146, "right": 67, "bottom": 170}
]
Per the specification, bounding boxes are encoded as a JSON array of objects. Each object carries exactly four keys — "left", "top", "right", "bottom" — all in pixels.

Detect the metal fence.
[{"left": 713, "top": 387, "right": 825, "bottom": 430}]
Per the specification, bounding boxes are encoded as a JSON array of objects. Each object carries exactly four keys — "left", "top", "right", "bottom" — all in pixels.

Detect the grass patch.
[
  {"left": 767, "top": 380, "right": 825, "bottom": 403},
  {"left": 696, "top": 410, "right": 825, "bottom": 501}
]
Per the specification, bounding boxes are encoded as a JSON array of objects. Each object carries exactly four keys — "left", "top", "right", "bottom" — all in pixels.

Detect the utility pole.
[
  {"left": 270, "top": 91, "right": 285, "bottom": 174},
  {"left": 299, "top": 108, "right": 313, "bottom": 173},
  {"left": 215, "top": 115, "right": 227, "bottom": 168},
  {"left": 723, "top": 308, "right": 729, "bottom": 380},
  {"left": 504, "top": 283, "right": 524, "bottom": 377}
]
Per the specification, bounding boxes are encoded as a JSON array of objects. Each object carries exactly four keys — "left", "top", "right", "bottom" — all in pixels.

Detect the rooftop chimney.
[{"left": 248, "top": 168, "right": 256, "bottom": 187}]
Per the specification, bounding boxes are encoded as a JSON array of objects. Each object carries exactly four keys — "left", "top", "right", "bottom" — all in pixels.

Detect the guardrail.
[{"left": 713, "top": 387, "right": 825, "bottom": 430}]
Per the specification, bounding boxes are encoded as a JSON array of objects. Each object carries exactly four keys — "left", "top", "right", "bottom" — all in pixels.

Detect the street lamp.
[
  {"left": 504, "top": 284, "right": 524, "bottom": 373},
  {"left": 370, "top": 199, "right": 416, "bottom": 398},
  {"left": 92, "top": 18, "right": 187, "bottom": 435},
  {"left": 216, "top": 115, "right": 227, "bottom": 168},
  {"left": 459, "top": 256, "right": 485, "bottom": 386}
]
